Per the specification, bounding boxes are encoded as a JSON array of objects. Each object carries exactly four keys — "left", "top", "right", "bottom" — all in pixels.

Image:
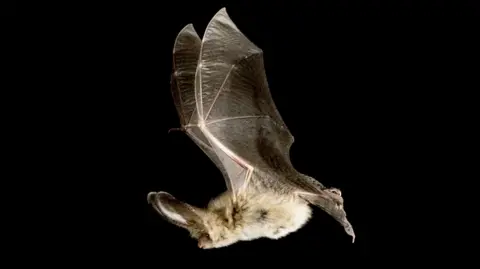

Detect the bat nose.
[{"left": 147, "top": 192, "right": 157, "bottom": 203}]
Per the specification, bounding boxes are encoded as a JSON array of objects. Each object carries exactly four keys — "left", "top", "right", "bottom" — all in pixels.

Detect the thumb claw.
[{"left": 168, "top": 127, "right": 183, "bottom": 133}]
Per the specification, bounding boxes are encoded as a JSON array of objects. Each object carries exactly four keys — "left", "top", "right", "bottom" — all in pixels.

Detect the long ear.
[{"left": 147, "top": 191, "right": 204, "bottom": 229}]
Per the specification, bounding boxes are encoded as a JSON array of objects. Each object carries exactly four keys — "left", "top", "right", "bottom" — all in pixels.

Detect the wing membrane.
[
  {"left": 170, "top": 24, "right": 230, "bottom": 183},
  {"left": 171, "top": 24, "right": 201, "bottom": 126},
  {"left": 195, "top": 8, "right": 295, "bottom": 198}
]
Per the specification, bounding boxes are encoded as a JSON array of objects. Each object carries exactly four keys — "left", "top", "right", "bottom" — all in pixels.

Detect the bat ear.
[{"left": 147, "top": 191, "right": 204, "bottom": 229}]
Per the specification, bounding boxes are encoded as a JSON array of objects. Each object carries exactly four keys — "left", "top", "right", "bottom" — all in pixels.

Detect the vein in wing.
[
  {"left": 205, "top": 65, "right": 235, "bottom": 120},
  {"left": 206, "top": 115, "right": 264, "bottom": 125},
  {"left": 209, "top": 139, "right": 249, "bottom": 195},
  {"left": 185, "top": 127, "right": 231, "bottom": 183},
  {"left": 199, "top": 122, "right": 252, "bottom": 194}
]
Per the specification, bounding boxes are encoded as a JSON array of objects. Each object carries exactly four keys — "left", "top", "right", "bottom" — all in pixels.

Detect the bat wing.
[
  {"left": 171, "top": 11, "right": 293, "bottom": 201},
  {"left": 193, "top": 8, "right": 296, "bottom": 201},
  {"left": 170, "top": 24, "right": 231, "bottom": 183}
]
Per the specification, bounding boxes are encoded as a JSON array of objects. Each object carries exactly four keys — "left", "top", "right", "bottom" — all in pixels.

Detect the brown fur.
[{"left": 148, "top": 188, "right": 311, "bottom": 249}]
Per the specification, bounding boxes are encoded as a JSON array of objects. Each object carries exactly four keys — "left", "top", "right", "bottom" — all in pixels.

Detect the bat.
[{"left": 147, "top": 7, "right": 355, "bottom": 249}]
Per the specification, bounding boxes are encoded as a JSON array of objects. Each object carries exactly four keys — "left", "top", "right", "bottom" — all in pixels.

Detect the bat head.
[{"left": 147, "top": 191, "right": 241, "bottom": 249}]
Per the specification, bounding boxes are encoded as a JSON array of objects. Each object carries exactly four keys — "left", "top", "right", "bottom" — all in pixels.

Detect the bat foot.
[{"left": 327, "top": 188, "right": 342, "bottom": 196}]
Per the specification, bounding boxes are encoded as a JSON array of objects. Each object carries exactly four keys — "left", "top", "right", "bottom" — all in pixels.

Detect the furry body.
[
  {"left": 205, "top": 189, "right": 311, "bottom": 247},
  {"left": 148, "top": 188, "right": 311, "bottom": 249}
]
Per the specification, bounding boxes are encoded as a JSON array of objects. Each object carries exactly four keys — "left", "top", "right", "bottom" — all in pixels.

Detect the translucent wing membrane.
[
  {"left": 170, "top": 24, "right": 230, "bottom": 184},
  {"left": 194, "top": 8, "right": 295, "bottom": 198},
  {"left": 171, "top": 24, "right": 201, "bottom": 127}
]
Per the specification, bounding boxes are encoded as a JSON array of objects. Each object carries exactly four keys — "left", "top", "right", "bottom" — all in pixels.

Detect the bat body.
[
  {"left": 148, "top": 8, "right": 355, "bottom": 249},
  {"left": 148, "top": 188, "right": 312, "bottom": 249}
]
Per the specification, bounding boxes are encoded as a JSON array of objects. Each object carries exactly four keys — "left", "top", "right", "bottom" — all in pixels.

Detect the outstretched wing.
[
  {"left": 171, "top": 10, "right": 294, "bottom": 201},
  {"left": 194, "top": 8, "right": 296, "bottom": 200},
  {"left": 170, "top": 24, "right": 230, "bottom": 184}
]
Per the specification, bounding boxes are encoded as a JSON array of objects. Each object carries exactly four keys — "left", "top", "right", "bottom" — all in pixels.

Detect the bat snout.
[{"left": 198, "top": 241, "right": 213, "bottom": 249}]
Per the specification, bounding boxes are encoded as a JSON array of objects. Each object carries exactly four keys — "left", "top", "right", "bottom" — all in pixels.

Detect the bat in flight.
[{"left": 148, "top": 7, "right": 355, "bottom": 249}]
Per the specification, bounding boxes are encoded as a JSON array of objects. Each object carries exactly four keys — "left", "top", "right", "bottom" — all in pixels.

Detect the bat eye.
[{"left": 200, "top": 233, "right": 211, "bottom": 241}]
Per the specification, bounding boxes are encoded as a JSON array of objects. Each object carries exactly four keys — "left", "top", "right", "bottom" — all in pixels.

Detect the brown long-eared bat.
[{"left": 148, "top": 7, "right": 355, "bottom": 249}]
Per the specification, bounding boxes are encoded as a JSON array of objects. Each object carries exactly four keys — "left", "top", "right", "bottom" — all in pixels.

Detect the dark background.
[
  {"left": 0, "top": 0, "right": 15, "bottom": 16},
  {"left": 49, "top": 0, "right": 477, "bottom": 266}
]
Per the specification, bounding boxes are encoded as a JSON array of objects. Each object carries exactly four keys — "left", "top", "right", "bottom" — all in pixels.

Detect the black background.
[
  {"left": 0, "top": 0, "right": 15, "bottom": 16},
  {"left": 42, "top": 0, "right": 477, "bottom": 267}
]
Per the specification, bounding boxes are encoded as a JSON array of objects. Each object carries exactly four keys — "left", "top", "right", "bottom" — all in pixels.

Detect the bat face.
[{"left": 193, "top": 207, "right": 242, "bottom": 249}]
